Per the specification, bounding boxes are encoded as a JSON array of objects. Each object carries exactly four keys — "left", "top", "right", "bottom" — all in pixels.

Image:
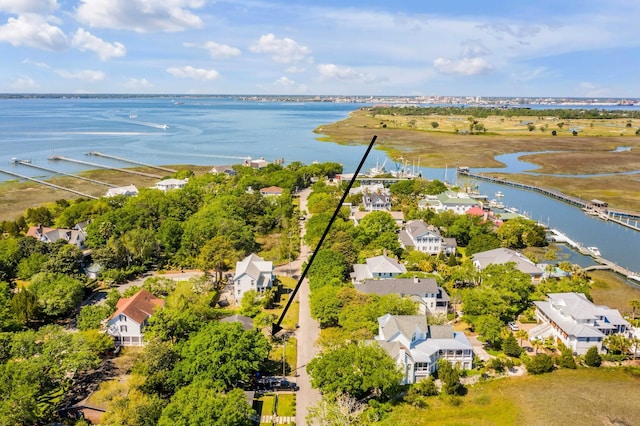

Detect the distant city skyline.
[{"left": 2, "top": 1, "right": 640, "bottom": 97}]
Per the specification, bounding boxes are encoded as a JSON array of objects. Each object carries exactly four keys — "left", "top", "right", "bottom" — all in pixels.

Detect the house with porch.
[
  {"left": 233, "top": 254, "right": 274, "bottom": 304},
  {"left": 355, "top": 277, "right": 450, "bottom": 316},
  {"left": 375, "top": 314, "right": 474, "bottom": 384},
  {"left": 351, "top": 254, "right": 407, "bottom": 284},
  {"left": 106, "top": 289, "right": 164, "bottom": 346},
  {"left": 419, "top": 191, "right": 481, "bottom": 215},
  {"left": 155, "top": 178, "right": 188, "bottom": 191},
  {"left": 398, "top": 220, "right": 448, "bottom": 256},
  {"left": 26, "top": 224, "right": 87, "bottom": 249},
  {"left": 530, "top": 292, "right": 630, "bottom": 355}
]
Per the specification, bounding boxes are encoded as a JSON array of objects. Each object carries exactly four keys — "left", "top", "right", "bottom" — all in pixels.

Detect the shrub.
[
  {"left": 583, "top": 346, "right": 602, "bottom": 367},
  {"left": 524, "top": 353, "right": 554, "bottom": 374}
]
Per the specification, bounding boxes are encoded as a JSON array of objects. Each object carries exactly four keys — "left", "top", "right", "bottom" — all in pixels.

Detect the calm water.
[{"left": 0, "top": 97, "right": 638, "bottom": 272}]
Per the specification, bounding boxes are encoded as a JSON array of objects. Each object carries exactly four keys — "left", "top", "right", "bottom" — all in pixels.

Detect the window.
[
  {"left": 120, "top": 325, "right": 128, "bottom": 332},
  {"left": 119, "top": 314, "right": 126, "bottom": 322}
]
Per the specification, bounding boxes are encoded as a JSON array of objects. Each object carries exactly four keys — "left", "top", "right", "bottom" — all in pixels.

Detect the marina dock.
[
  {"left": 85, "top": 152, "right": 176, "bottom": 174},
  {"left": 548, "top": 228, "right": 639, "bottom": 279},
  {"left": 48, "top": 155, "right": 164, "bottom": 179},
  {"left": 0, "top": 168, "right": 98, "bottom": 199},
  {"left": 11, "top": 160, "right": 116, "bottom": 187},
  {"left": 458, "top": 168, "right": 640, "bottom": 232}
]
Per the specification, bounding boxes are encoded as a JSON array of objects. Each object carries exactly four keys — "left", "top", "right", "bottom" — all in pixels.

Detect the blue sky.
[{"left": 1, "top": 0, "right": 640, "bottom": 96}]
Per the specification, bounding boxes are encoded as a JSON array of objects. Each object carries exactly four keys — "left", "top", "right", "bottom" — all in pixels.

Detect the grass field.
[
  {"left": 315, "top": 109, "right": 640, "bottom": 211},
  {"left": 381, "top": 367, "right": 640, "bottom": 426},
  {"left": 589, "top": 270, "right": 640, "bottom": 316}
]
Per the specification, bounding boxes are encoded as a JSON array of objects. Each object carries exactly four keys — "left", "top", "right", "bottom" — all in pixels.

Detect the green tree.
[
  {"left": 239, "top": 290, "right": 263, "bottom": 318},
  {"left": 308, "top": 249, "right": 349, "bottom": 291},
  {"left": 630, "top": 299, "right": 640, "bottom": 320},
  {"left": 307, "top": 342, "right": 402, "bottom": 400},
  {"left": 307, "top": 393, "right": 370, "bottom": 426},
  {"left": 29, "top": 272, "right": 85, "bottom": 317},
  {"left": 198, "top": 236, "right": 241, "bottom": 285},
  {"left": 171, "top": 322, "right": 270, "bottom": 389},
  {"left": 604, "top": 334, "right": 631, "bottom": 355},
  {"left": 430, "top": 121, "right": 439, "bottom": 129},
  {"left": 558, "top": 344, "right": 577, "bottom": 369},
  {"left": 159, "top": 381, "right": 255, "bottom": 426},
  {"left": 503, "top": 332, "right": 523, "bottom": 357},
  {"left": 524, "top": 353, "right": 554, "bottom": 374},
  {"left": 437, "top": 359, "right": 463, "bottom": 395},
  {"left": 77, "top": 304, "right": 111, "bottom": 331}
]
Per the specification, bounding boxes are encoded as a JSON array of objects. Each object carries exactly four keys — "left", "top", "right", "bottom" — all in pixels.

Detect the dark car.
[{"left": 275, "top": 380, "right": 299, "bottom": 391}]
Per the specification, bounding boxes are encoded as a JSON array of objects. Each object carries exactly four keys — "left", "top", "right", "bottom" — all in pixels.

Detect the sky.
[{"left": 2, "top": 0, "right": 640, "bottom": 97}]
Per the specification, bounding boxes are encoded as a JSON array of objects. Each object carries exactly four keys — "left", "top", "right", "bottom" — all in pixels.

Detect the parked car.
[
  {"left": 507, "top": 321, "right": 519, "bottom": 331},
  {"left": 275, "top": 380, "right": 299, "bottom": 391}
]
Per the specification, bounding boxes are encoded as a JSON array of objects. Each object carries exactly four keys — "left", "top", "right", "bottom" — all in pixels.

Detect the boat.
[
  {"left": 368, "top": 158, "right": 387, "bottom": 176},
  {"left": 587, "top": 246, "right": 601, "bottom": 257},
  {"left": 495, "top": 191, "right": 504, "bottom": 197}
]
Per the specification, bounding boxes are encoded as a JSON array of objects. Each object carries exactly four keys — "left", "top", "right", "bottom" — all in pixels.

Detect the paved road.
[{"left": 289, "top": 188, "right": 322, "bottom": 426}]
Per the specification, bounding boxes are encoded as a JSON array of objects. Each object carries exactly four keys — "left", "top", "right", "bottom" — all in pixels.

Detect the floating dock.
[
  {"left": 85, "top": 152, "right": 176, "bottom": 174},
  {"left": 11, "top": 160, "right": 116, "bottom": 187},
  {"left": 48, "top": 155, "right": 163, "bottom": 179},
  {"left": 0, "top": 168, "right": 98, "bottom": 199}
]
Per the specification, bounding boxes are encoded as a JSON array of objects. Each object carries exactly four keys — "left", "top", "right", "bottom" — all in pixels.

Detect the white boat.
[
  {"left": 587, "top": 246, "right": 601, "bottom": 257},
  {"left": 495, "top": 191, "right": 504, "bottom": 197},
  {"left": 368, "top": 158, "right": 387, "bottom": 176}
]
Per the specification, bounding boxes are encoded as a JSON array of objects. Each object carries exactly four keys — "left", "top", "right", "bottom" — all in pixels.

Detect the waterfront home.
[
  {"left": 243, "top": 157, "right": 269, "bottom": 169},
  {"left": 355, "top": 277, "right": 449, "bottom": 316},
  {"left": 399, "top": 219, "right": 448, "bottom": 255},
  {"left": 106, "top": 289, "right": 164, "bottom": 346},
  {"left": 351, "top": 254, "right": 407, "bottom": 284},
  {"left": 154, "top": 178, "right": 188, "bottom": 191},
  {"left": 375, "top": 314, "right": 473, "bottom": 384},
  {"left": 26, "top": 224, "right": 86, "bottom": 249},
  {"left": 419, "top": 191, "right": 481, "bottom": 215},
  {"left": 530, "top": 292, "right": 630, "bottom": 355},
  {"left": 210, "top": 164, "right": 237, "bottom": 176},
  {"left": 233, "top": 254, "right": 274, "bottom": 304},
  {"left": 472, "top": 247, "right": 544, "bottom": 282},
  {"left": 105, "top": 184, "right": 139, "bottom": 197}
]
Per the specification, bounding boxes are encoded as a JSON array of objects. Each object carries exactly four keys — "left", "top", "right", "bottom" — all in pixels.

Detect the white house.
[
  {"left": 398, "top": 220, "right": 445, "bottom": 255},
  {"left": 530, "top": 292, "right": 630, "bottom": 355},
  {"left": 375, "top": 314, "right": 474, "bottom": 384},
  {"left": 106, "top": 289, "right": 164, "bottom": 346},
  {"left": 472, "top": 247, "right": 544, "bottom": 282},
  {"left": 155, "top": 178, "right": 188, "bottom": 191},
  {"left": 105, "top": 184, "right": 139, "bottom": 197},
  {"left": 419, "top": 191, "right": 481, "bottom": 215},
  {"left": 351, "top": 254, "right": 407, "bottom": 284},
  {"left": 355, "top": 277, "right": 450, "bottom": 316},
  {"left": 26, "top": 224, "right": 86, "bottom": 249},
  {"left": 233, "top": 254, "right": 274, "bottom": 304}
]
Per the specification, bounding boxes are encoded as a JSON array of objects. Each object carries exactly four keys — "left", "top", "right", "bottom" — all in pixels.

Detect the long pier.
[
  {"left": 458, "top": 169, "right": 640, "bottom": 232},
  {"left": 85, "top": 152, "right": 176, "bottom": 174},
  {"left": 48, "top": 156, "right": 163, "bottom": 179},
  {"left": 0, "top": 168, "right": 98, "bottom": 199},
  {"left": 549, "top": 228, "right": 639, "bottom": 279},
  {"left": 12, "top": 160, "right": 116, "bottom": 187}
]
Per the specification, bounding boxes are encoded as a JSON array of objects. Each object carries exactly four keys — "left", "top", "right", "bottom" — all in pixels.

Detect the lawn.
[
  {"left": 276, "top": 393, "right": 296, "bottom": 417},
  {"left": 381, "top": 367, "right": 640, "bottom": 426}
]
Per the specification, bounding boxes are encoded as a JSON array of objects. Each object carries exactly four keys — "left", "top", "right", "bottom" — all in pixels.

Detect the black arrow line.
[{"left": 272, "top": 135, "right": 377, "bottom": 336}]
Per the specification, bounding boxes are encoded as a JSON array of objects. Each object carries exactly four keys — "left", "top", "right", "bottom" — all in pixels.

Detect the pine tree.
[
  {"left": 503, "top": 332, "right": 523, "bottom": 357},
  {"left": 584, "top": 346, "right": 602, "bottom": 367}
]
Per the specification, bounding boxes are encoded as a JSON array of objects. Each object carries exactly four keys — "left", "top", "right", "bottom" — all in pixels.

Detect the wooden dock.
[
  {"left": 12, "top": 160, "right": 116, "bottom": 187},
  {"left": 48, "top": 156, "right": 163, "bottom": 179},
  {"left": 458, "top": 169, "right": 640, "bottom": 232},
  {"left": 85, "top": 152, "right": 176, "bottom": 174},
  {"left": 0, "top": 168, "right": 98, "bottom": 199}
]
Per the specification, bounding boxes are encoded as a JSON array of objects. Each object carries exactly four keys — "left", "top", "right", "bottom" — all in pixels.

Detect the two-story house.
[
  {"left": 399, "top": 219, "right": 447, "bottom": 255},
  {"left": 472, "top": 247, "right": 544, "bottom": 282},
  {"left": 233, "top": 253, "right": 274, "bottom": 304},
  {"left": 26, "top": 224, "right": 87, "bottom": 249},
  {"left": 355, "top": 277, "right": 450, "bottom": 316},
  {"left": 375, "top": 314, "right": 474, "bottom": 384},
  {"left": 106, "top": 289, "right": 164, "bottom": 346},
  {"left": 351, "top": 254, "right": 407, "bottom": 284},
  {"left": 530, "top": 292, "right": 630, "bottom": 355},
  {"left": 419, "top": 191, "right": 481, "bottom": 215}
]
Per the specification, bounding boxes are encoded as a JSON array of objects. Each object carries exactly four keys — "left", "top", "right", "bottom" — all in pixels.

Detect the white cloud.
[
  {"left": 22, "top": 58, "right": 51, "bottom": 68},
  {"left": 0, "top": 14, "right": 67, "bottom": 50},
  {"left": 166, "top": 65, "right": 220, "bottom": 81},
  {"left": 123, "top": 77, "right": 153, "bottom": 89},
  {"left": 10, "top": 75, "right": 39, "bottom": 89},
  {"left": 202, "top": 41, "right": 241, "bottom": 58},
  {"left": 72, "top": 28, "right": 126, "bottom": 61},
  {"left": 317, "top": 64, "right": 376, "bottom": 82},
  {"left": 56, "top": 69, "right": 105, "bottom": 81},
  {"left": 76, "top": 0, "right": 204, "bottom": 33},
  {"left": 0, "top": 0, "right": 58, "bottom": 14},
  {"left": 433, "top": 57, "right": 494, "bottom": 76},
  {"left": 250, "top": 33, "right": 311, "bottom": 64},
  {"left": 285, "top": 66, "right": 305, "bottom": 73}
]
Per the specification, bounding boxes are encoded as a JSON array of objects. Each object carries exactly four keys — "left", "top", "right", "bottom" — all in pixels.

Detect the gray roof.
[
  {"left": 472, "top": 248, "right": 543, "bottom": 275},
  {"left": 220, "top": 314, "right": 255, "bottom": 331},
  {"left": 355, "top": 277, "right": 449, "bottom": 301},
  {"left": 366, "top": 255, "right": 407, "bottom": 274},
  {"left": 233, "top": 253, "right": 273, "bottom": 282},
  {"left": 404, "top": 220, "right": 441, "bottom": 239}
]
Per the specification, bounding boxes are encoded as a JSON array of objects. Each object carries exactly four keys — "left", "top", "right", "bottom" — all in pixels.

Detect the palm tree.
[
  {"left": 630, "top": 299, "right": 640, "bottom": 321},
  {"left": 531, "top": 338, "right": 543, "bottom": 354},
  {"left": 516, "top": 329, "right": 529, "bottom": 346}
]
